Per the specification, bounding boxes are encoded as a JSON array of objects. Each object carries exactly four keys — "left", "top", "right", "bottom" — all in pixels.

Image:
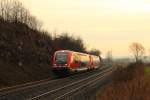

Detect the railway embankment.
[{"left": 0, "top": 19, "right": 55, "bottom": 88}]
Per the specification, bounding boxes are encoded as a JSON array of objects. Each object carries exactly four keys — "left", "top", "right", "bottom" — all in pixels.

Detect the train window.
[
  {"left": 93, "top": 56, "right": 100, "bottom": 65},
  {"left": 73, "top": 54, "right": 80, "bottom": 64},
  {"left": 55, "top": 52, "right": 68, "bottom": 64},
  {"left": 80, "top": 55, "right": 88, "bottom": 66}
]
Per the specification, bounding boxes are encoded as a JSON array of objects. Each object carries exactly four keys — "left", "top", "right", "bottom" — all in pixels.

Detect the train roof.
[
  {"left": 55, "top": 50, "right": 85, "bottom": 55},
  {"left": 55, "top": 50, "right": 99, "bottom": 57}
]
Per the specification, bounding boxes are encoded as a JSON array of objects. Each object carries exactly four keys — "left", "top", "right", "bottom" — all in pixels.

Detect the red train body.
[{"left": 52, "top": 50, "right": 101, "bottom": 75}]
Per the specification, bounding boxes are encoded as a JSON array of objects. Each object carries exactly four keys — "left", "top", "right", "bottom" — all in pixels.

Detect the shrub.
[{"left": 96, "top": 63, "right": 150, "bottom": 100}]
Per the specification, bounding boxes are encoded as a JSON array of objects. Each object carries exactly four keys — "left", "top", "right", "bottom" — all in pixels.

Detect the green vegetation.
[
  {"left": 96, "top": 63, "right": 150, "bottom": 100},
  {"left": 145, "top": 67, "right": 150, "bottom": 75}
]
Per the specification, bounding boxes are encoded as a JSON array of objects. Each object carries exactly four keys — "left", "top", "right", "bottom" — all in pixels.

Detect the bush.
[{"left": 96, "top": 63, "right": 150, "bottom": 100}]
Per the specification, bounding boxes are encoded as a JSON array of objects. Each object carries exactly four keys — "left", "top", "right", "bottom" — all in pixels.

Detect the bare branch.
[{"left": 129, "top": 42, "right": 145, "bottom": 62}]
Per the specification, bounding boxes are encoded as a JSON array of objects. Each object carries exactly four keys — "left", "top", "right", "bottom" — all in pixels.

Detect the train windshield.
[{"left": 55, "top": 52, "right": 68, "bottom": 64}]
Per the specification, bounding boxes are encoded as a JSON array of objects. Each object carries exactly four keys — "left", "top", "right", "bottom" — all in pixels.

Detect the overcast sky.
[{"left": 21, "top": 0, "right": 150, "bottom": 57}]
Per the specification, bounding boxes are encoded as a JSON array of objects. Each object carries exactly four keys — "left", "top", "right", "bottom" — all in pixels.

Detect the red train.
[{"left": 52, "top": 50, "right": 101, "bottom": 75}]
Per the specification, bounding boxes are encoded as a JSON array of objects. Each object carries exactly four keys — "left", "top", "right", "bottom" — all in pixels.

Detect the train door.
[
  {"left": 89, "top": 55, "right": 93, "bottom": 69},
  {"left": 70, "top": 53, "right": 80, "bottom": 69}
]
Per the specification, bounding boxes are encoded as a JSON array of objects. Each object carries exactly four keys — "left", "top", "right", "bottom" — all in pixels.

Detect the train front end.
[{"left": 52, "top": 50, "right": 71, "bottom": 75}]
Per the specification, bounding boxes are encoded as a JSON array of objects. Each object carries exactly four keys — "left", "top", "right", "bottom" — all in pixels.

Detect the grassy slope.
[
  {"left": 96, "top": 63, "right": 150, "bottom": 100},
  {"left": 145, "top": 67, "right": 150, "bottom": 75},
  {"left": 0, "top": 20, "right": 55, "bottom": 88}
]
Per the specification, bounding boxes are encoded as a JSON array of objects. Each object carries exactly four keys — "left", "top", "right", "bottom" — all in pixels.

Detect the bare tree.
[
  {"left": 0, "top": 0, "right": 42, "bottom": 30},
  {"left": 0, "top": 0, "right": 7, "bottom": 19},
  {"left": 129, "top": 42, "right": 145, "bottom": 62}
]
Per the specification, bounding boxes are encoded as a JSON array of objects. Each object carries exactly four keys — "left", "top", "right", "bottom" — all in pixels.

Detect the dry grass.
[{"left": 96, "top": 63, "right": 150, "bottom": 100}]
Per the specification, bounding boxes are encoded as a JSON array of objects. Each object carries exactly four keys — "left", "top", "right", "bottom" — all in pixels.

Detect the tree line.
[
  {"left": 0, "top": 0, "right": 42, "bottom": 30},
  {"left": 0, "top": 0, "right": 101, "bottom": 57}
]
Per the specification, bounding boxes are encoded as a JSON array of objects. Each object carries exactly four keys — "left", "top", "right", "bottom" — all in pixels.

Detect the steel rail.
[
  {"left": 0, "top": 66, "right": 106, "bottom": 94},
  {"left": 55, "top": 68, "right": 113, "bottom": 100},
  {"left": 28, "top": 67, "right": 113, "bottom": 100},
  {"left": 0, "top": 77, "right": 73, "bottom": 96}
]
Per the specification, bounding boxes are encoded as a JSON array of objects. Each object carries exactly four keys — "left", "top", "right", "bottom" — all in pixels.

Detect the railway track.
[{"left": 0, "top": 66, "right": 114, "bottom": 100}]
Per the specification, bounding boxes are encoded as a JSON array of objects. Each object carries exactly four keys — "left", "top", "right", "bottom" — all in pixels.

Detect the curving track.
[{"left": 0, "top": 65, "right": 115, "bottom": 100}]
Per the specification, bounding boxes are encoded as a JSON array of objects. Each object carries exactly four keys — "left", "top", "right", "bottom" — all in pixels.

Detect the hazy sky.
[{"left": 21, "top": 0, "right": 150, "bottom": 57}]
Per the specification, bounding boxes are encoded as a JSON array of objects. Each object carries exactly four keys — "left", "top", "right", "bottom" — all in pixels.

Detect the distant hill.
[{"left": 113, "top": 57, "right": 133, "bottom": 63}]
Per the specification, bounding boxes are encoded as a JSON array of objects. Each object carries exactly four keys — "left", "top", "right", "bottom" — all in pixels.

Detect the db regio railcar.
[{"left": 52, "top": 50, "right": 101, "bottom": 75}]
